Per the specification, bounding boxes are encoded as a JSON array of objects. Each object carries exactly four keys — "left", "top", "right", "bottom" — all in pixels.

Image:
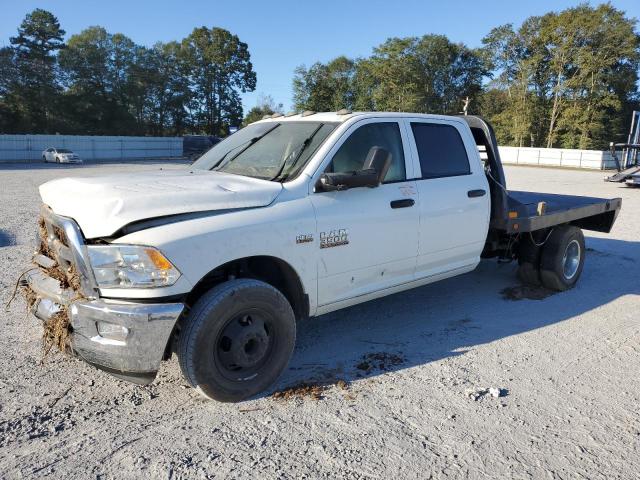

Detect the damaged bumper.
[{"left": 27, "top": 268, "right": 184, "bottom": 385}]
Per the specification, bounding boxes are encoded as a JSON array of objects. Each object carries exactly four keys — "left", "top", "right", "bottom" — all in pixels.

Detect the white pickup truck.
[{"left": 25, "top": 112, "right": 621, "bottom": 402}]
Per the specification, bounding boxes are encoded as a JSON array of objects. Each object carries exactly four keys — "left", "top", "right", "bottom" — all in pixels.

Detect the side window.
[
  {"left": 327, "top": 122, "right": 406, "bottom": 182},
  {"left": 411, "top": 123, "right": 470, "bottom": 179}
]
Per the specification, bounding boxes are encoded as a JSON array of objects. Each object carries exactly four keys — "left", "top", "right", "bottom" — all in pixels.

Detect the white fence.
[
  {"left": 0, "top": 134, "right": 183, "bottom": 163},
  {"left": 0, "top": 134, "right": 617, "bottom": 169},
  {"left": 498, "top": 146, "right": 616, "bottom": 170}
]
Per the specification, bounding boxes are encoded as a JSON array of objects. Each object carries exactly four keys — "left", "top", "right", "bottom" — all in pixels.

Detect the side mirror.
[{"left": 317, "top": 147, "right": 392, "bottom": 192}]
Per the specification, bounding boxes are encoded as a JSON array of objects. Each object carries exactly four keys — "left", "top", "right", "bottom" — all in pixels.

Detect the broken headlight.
[{"left": 87, "top": 245, "right": 181, "bottom": 288}]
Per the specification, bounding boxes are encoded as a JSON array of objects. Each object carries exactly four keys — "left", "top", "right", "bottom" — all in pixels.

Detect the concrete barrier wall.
[
  {"left": 0, "top": 135, "right": 183, "bottom": 163},
  {"left": 498, "top": 146, "right": 616, "bottom": 170},
  {"left": 0, "top": 134, "right": 616, "bottom": 169}
]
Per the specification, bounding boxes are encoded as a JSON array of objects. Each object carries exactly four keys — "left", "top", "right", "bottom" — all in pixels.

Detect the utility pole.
[{"left": 462, "top": 97, "right": 470, "bottom": 116}]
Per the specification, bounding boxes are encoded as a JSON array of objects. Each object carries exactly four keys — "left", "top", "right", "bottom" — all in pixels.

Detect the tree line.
[
  {"left": 0, "top": 9, "right": 256, "bottom": 136},
  {"left": 1, "top": 4, "right": 639, "bottom": 148},
  {"left": 293, "top": 3, "right": 640, "bottom": 149}
]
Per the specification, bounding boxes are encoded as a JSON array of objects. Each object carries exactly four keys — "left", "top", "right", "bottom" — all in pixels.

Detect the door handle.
[
  {"left": 467, "top": 189, "right": 486, "bottom": 198},
  {"left": 390, "top": 199, "right": 415, "bottom": 209}
]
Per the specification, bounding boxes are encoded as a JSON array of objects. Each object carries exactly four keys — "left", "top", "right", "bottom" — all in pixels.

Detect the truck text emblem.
[
  {"left": 296, "top": 234, "right": 314, "bottom": 244},
  {"left": 320, "top": 229, "right": 349, "bottom": 249}
]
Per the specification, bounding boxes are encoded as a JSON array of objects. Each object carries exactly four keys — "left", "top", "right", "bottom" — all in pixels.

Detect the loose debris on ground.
[
  {"left": 500, "top": 285, "right": 556, "bottom": 301},
  {"left": 272, "top": 383, "right": 327, "bottom": 401},
  {"left": 466, "top": 387, "right": 509, "bottom": 401},
  {"left": 271, "top": 378, "right": 349, "bottom": 402},
  {"left": 272, "top": 352, "right": 404, "bottom": 402},
  {"left": 356, "top": 352, "right": 406, "bottom": 373}
]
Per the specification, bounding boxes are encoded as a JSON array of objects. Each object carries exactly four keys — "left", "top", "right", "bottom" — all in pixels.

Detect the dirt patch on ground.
[
  {"left": 500, "top": 285, "right": 557, "bottom": 301},
  {"left": 272, "top": 383, "right": 327, "bottom": 401},
  {"left": 356, "top": 352, "right": 406, "bottom": 373},
  {"left": 272, "top": 378, "right": 349, "bottom": 402}
]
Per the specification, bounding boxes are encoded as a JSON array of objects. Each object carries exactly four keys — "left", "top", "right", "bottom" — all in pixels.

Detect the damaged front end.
[{"left": 22, "top": 206, "right": 184, "bottom": 384}]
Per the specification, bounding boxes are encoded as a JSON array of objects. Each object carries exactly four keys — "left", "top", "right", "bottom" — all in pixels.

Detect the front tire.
[
  {"left": 540, "top": 226, "right": 585, "bottom": 291},
  {"left": 178, "top": 279, "right": 296, "bottom": 402}
]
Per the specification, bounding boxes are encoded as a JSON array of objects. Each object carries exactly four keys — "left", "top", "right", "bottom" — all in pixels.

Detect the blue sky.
[{"left": 1, "top": 0, "right": 638, "bottom": 113}]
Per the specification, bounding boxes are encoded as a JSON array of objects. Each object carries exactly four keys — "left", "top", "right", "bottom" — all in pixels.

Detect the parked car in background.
[
  {"left": 42, "top": 148, "right": 83, "bottom": 164},
  {"left": 183, "top": 135, "right": 221, "bottom": 160}
]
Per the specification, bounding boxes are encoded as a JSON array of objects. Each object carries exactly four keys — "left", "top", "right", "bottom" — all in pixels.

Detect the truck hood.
[{"left": 39, "top": 169, "right": 283, "bottom": 238}]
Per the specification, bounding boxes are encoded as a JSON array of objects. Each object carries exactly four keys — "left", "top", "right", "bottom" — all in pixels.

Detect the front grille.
[
  {"left": 37, "top": 219, "right": 81, "bottom": 292},
  {"left": 36, "top": 206, "right": 97, "bottom": 298}
]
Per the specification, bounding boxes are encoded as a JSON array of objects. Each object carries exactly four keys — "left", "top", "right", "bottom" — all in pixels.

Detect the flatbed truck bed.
[{"left": 493, "top": 191, "right": 621, "bottom": 234}]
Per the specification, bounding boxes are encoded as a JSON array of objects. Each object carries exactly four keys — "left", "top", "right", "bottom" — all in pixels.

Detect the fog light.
[{"left": 96, "top": 322, "right": 129, "bottom": 341}]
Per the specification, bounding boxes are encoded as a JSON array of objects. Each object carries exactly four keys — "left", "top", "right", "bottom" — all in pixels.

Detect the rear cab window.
[{"left": 410, "top": 122, "right": 471, "bottom": 179}]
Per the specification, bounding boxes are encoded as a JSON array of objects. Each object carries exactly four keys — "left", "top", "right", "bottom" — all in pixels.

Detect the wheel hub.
[
  {"left": 562, "top": 239, "right": 581, "bottom": 280},
  {"left": 216, "top": 313, "right": 271, "bottom": 373}
]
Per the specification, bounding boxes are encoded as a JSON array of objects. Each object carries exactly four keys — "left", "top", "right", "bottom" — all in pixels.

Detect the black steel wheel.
[{"left": 178, "top": 279, "right": 296, "bottom": 402}]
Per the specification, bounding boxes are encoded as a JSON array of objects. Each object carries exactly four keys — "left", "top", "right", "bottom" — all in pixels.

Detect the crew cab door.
[
  {"left": 404, "top": 118, "right": 490, "bottom": 278},
  {"left": 310, "top": 119, "right": 419, "bottom": 308}
]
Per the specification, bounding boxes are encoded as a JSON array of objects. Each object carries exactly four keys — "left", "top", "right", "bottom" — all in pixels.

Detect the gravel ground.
[{"left": 0, "top": 161, "right": 638, "bottom": 479}]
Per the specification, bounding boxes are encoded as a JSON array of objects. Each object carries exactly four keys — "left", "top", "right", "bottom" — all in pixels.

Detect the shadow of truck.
[{"left": 273, "top": 236, "right": 639, "bottom": 393}]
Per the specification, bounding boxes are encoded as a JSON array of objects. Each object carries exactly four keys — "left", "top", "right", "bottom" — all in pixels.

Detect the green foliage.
[
  {"left": 0, "top": 10, "right": 256, "bottom": 135},
  {"left": 1, "top": 5, "right": 639, "bottom": 149},
  {"left": 7, "top": 9, "right": 65, "bottom": 133},
  {"left": 181, "top": 27, "right": 256, "bottom": 135},
  {"left": 479, "top": 4, "right": 640, "bottom": 149},
  {"left": 243, "top": 94, "right": 284, "bottom": 125},
  {"left": 293, "top": 36, "right": 487, "bottom": 115},
  {"left": 293, "top": 56, "right": 358, "bottom": 111},
  {"left": 292, "top": 4, "right": 639, "bottom": 150}
]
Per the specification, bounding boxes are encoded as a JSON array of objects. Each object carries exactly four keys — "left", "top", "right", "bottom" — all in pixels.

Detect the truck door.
[
  {"left": 310, "top": 119, "right": 419, "bottom": 309},
  {"left": 405, "top": 119, "right": 490, "bottom": 279}
]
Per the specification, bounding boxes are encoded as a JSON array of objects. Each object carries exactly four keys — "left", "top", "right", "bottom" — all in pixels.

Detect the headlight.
[{"left": 87, "top": 245, "right": 181, "bottom": 288}]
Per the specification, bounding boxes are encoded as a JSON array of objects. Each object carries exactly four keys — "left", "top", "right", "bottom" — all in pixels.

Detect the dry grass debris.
[
  {"left": 356, "top": 352, "right": 406, "bottom": 373},
  {"left": 272, "top": 378, "right": 350, "bottom": 402},
  {"left": 272, "top": 383, "right": 327, "bottom": 401},
  {"left": 42, "top": 307, "right": 71, "bottom": 356}
]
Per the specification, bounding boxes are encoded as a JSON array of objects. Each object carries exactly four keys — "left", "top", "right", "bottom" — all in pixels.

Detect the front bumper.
[{"left": 27, "top": 268, "right": 184, "bottom": 384}]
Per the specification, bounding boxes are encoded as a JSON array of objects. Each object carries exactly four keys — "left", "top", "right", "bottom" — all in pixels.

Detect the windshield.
[{"left": 192, "top": 121, "right": 337, "bottom": 181}]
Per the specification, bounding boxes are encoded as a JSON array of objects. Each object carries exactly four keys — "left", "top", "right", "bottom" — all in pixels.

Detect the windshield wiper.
[
  {"left": 211, "top": 123, "right": 280, "bottom": 171},
  {"left": 270, "top": 123, "right": 324, "bottom": 181}
]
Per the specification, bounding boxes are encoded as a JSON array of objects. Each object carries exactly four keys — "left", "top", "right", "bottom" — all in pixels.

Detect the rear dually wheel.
[{"left": 539, "top": 226, "right": 585, "bottom": 291}]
